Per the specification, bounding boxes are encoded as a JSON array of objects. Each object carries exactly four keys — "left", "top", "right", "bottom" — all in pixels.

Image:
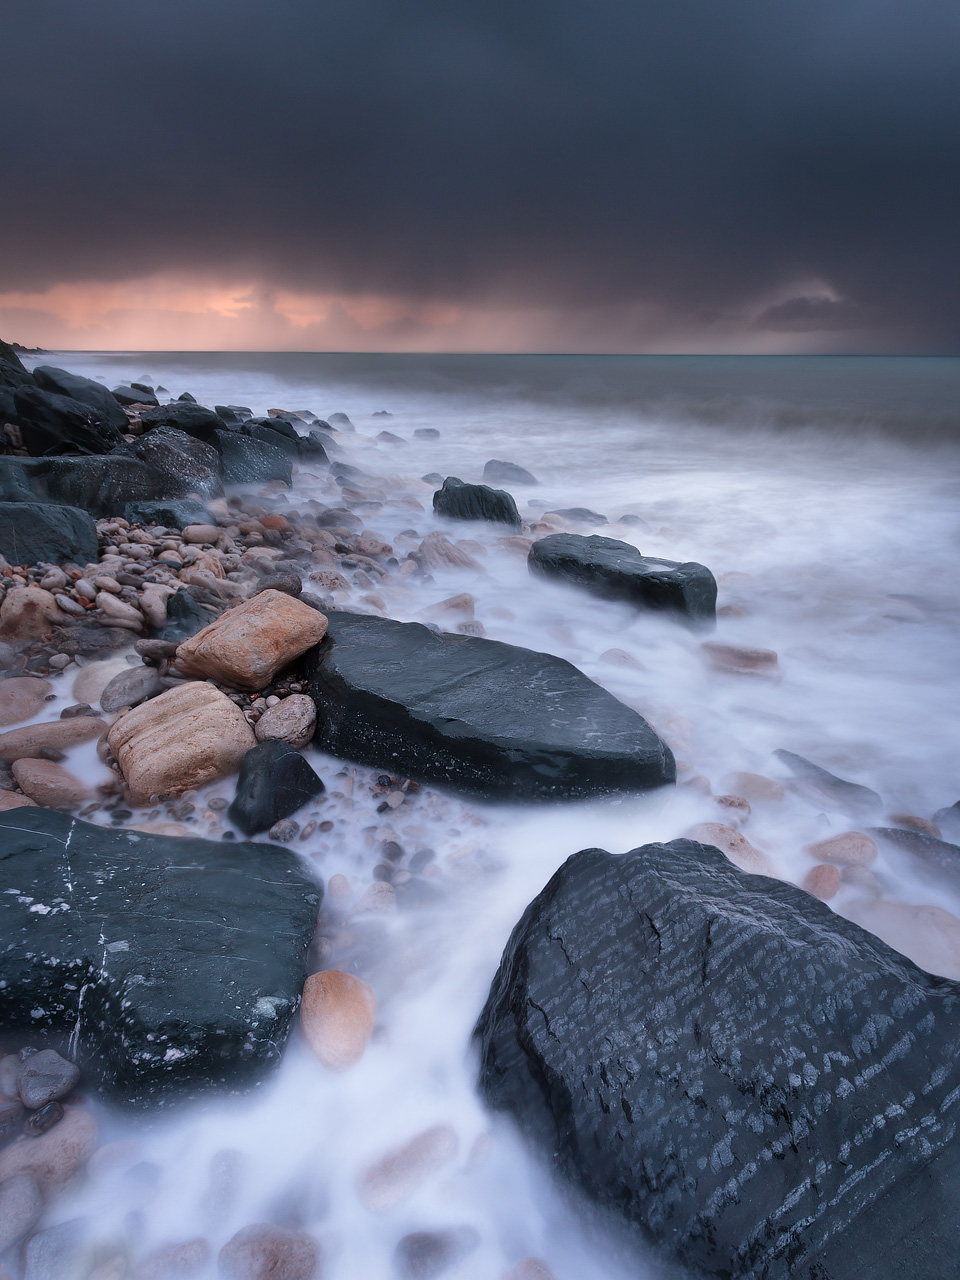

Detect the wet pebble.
[
  {"left": 802, "top": 863, "right": 841, "bottom": 901},
  {"left": 393, "top": 1227, "right": 480, "bottom": 1280},
  {"left": 300, "top": 969, "right": 376, "bottom": 1071},
  {"left": 218, "top": 1223, "right": 320, "bottom": 1280},
  {"left": 17, "top": 1050, "right": 80, "bottom": 1110},
  {"left": 358, "top": 1124, "right": 458, "bottom": 1212},
  {"left": 0, "top": 1172, "right": 43, "bottom": 1251},
  {"left": 268, "top": 818, "right": 300, "bottom": 843},
  {"left": 805, "top": 831, "right": 877, "bottom": 867}
]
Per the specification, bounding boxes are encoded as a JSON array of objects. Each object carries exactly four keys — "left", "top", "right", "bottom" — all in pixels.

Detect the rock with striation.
[
  {"left": 433, "top": 476, "right": 522, "bottom": 529},
  {"left": 0, "top": 808, "right": 319, "bottom": 1102},
  {"left": 475, "top": 839, "right": 960, "bottom": 1280},
  {"left": 305, "top": 612, "right": 674, "bottom": 799}
]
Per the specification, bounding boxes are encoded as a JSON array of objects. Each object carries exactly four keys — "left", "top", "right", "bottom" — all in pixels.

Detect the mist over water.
[{"left": 19, "top": 352, "right": 960, "bottom": 1278}]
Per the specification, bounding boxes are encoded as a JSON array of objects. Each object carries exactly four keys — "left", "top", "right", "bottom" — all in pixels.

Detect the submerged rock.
[
  {"left": 299, "top": 968, "right": 376, "bottom": 1071},
  {"left": 304, "top": 612, "right": 675, "bottom": 800},
  {"left": 218, "top": 1223, "right": 320, "bottom": 1280},
  {"left": 529, "top": 533, "right": 717, "bottom": 626},
  {"left": 475, "top": 839, "right": 960, "bottom": 1279},
  {"left": 227, "top": 740, "right": 325, "bottom": 836},
  {"left": 0, "top": 809, "right": 319, "bottom": 1102},
  {"left": 774, "top": 748, "right": 883, "bottom": 817},
  {"left": 433, "top": 476, "right": 522, "bottom": 529},
  {"left": 483, "top": 459, "right": 538, "bottom": 486}
]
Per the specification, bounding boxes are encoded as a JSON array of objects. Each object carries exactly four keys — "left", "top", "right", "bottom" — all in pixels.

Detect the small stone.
[
  {"left": 0, "top": 677, "right": 53, "bottom": 726},
  {"left": 39, "top": 568, "right": 68, "bottom": 593},
  {"left": 803, "top": 863, "right": 841, "bottom": 901},
  {"left": 60, "top": 703, "right": 96, "bottom": 720},
  {"left": 685, "top": 823, "right": 776, "bottom": 877},
  {"left": 72, "top": 656, "right": 131, "bottom": 708},
  {"left": 718, "top": 772, "right": 786, "bottom": 804},
  {"left": 259, "top": 513, "right": 292, "bottom": 532},
  {"left": 0, "top": 717, "right": 104, "bottom": 764},
  {"left": 135, "top": 639, "right": 179, "bottom": 663},
  {"left": 0, "top": 1054, "right": 21, "bottom": 1098},
  {"left": 254, "top": 694, "right": 317, "bottom": 749},
  {"left": 96, "top": 592, "right": 143, "bottom": 626},
  {"left": 12, "top": 759, "right": 90, "bottom": 810},
  {"left": 714, "top": 794, "right": 751, "bottom": 825},
  {"left": 227, "top": 740, "right": 325, "bottom": 837},
  {"left": 17, "top": 1050, "right": 81, "bottom": 1110},
  {"left": 0, "top": 791, "right": 38, "bottom": 810},
  {"left": 74, "top": 578, "right": 97, "bottom": 600},
  {"left": 300, "top": 969, "right": 376, "bottom": 1071},
  {"left": 701, "top": 642, "right": 780, "bottom": 677},
  {"left": 0, "top": 1105, "right": 98, "bottom": 1196},
  {"left": 0, "top": 587, "right": 69, "bottom": 642},
  {"left": 23, "top": 1101, "right": 64, "bottom": 1135},
  {"left": 47, "top": 653, "right": 71, "bottom": 670},
  {"left": 420, "top": 593, "right": 475, "bottom": 622},
  {"left": 353, "top": 880, "right": 396, "bottom": 914},
  {"left": 99, "top": 665, "right": 164, "bottom": 714},
  {"left": 887, "top": 812, "right": 942, "bottom": 839},
  {"left": 133, "top": 1237, "right": 210, "bottom": 1280},
  {"left": 326, "top": 874, "right": 353, "bottom": 909},
  {"left": 844, "top": 899, "right": 960, "bottom": 980},
  {"left": 182, "top": 524, "right": 221, "bottom": 545},
  {"left": 358, "top": 1123, "right": 458, "bottom": 1211},
  {"left": 805, "top": 831, "right": 877, "bottom": 867},
  {"left": 501, "top": 1261, "right": 555, "bottom": 1280},
  {"left": 599, "top": 648, "right": 644, "bottom": 668},
  {"left": 393, "top": 1227, "right": 480, "bottom": 1280},
  {"left": 0, "top": 1173, "right": 43, "bottom": 1252},
  {"left": 217, "top": 1223, "right": 319, "bottom": 1280},
  {"left": 268, "top": 819, "right": 300, "bottom": 843}
]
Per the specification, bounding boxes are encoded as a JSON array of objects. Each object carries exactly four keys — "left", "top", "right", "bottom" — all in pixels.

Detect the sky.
[{"left": 2, "top": 0, "right": 959, "bottom": 354}]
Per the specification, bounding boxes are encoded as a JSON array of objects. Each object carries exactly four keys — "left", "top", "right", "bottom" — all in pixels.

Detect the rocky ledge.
[{"left": 475, "top": 840, "right": 960, "bottom": 1279}]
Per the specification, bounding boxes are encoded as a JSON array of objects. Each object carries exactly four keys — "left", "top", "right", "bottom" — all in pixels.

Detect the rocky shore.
[{"left": 0, "top": 339, "right": 958, "bottom": 1280}]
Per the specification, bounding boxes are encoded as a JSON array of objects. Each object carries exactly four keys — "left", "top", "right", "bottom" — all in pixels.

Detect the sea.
[{"left": 15, "top": 351, "right": 960, "bottom": 1279}]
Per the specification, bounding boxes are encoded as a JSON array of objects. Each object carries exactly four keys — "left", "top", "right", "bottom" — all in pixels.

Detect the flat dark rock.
[
  {"left": 304, "top": 611, "right": 674, "bottom": 799},
  {"left": 529, "top": 533, "right": 717, "bottom": 626},
  {"left": 0, "top": 809, "right": 319, "bottom": 1103},
  {"left": 0, "top": 455, "right": 175, "bottom": 515},
  {"left": 934, "top": 801, "right": 960, "bottom": 842},
  {"left": 228, "top": 741, "right": 326, "bottom": 836},
  {"left": 773, "top": 748, "right": 883, "bottom": 817},
  {"left": 0, "top": 501, "right": 98, "bottom": 568},
  {"left": 546, "top": 506, "right": 607, "bottom": 525},
  {"left": 433, "top": 476, "right": 522, "bottom": 529},
  {"left": 151, "top": 589, "right": 210, "bottom": 643},
  {"left": 123, "top": 498, "right": 218, "bottom": 528},
  {"left": 475, "top": 840, "right": 960, "bottom": 1279},
  {"left": 139, "top": 401, "right": 226, "bottom": 445},
  {"left": 112, "top": 383, "right": 158, "bottom": 407}
]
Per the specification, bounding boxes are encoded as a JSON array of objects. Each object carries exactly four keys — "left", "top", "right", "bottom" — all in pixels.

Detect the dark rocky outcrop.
[
  {"left": 240, "top": 419, "right": 300, "bottom": 466},
  {"left": 433, "top": 476, "right": 522, "bottom": 529},
  {"left": 112, "top": 384, "right": 158, "bottom": 407},
  {"left": 121, "top": 426, "right": 224, "bottom": 499},
  {"left": 32, "top": 366, "right": 129, "bottom": 432},
  {"left": 773, "top": 748, "right": 883, "bottom": 817},
  {"left": 12, "top": 385, "right": 125, "bottom": 456},
  {"left": 0, "top": 454, "right": 169, "bottom": 516},
  {"left": 139, "top": 401, "right": 227, "bottom": 445},
  {"left": 215, "top": 404, "right": 253, "bottom": 424},
  {"left": 296, "top": 431, "right": 330, "bottom": 463},
  {"left": 123, "top": 498, "right": 219, "bottom": 528},
  {"left": 215, "top": 430, "right": 294, "bottom": 486},
  {"left": 529, "top": 533, "right": 717, "bottom": 626},
  {"left": 475, "top": 840, "right": 960, "bottom": 1280},
  {"left": 0, "top": 808, "right": 319, "bottom": 1103},
  {"left": 228, "top": 740, "right": 326, "bottom": 836},
  {"left": 0, "top": 501, "right": 98, "bottom": 567},
  {"left": 304, "top": 611, "right": 674, "bottom": 799},
  {"left": 483, "top": 459, "right": 538, "bottom": 486}
]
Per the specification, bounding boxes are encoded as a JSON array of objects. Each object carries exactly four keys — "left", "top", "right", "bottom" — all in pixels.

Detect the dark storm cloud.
[{"left": 2, "top": 0, "right": 960, "bottom": 346}]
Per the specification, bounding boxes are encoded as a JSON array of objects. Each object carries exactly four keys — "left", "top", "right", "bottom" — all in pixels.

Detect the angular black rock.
[
  {"left": 483, "top": 458, "right": 538, "bottom": 486},
  {"left": 122, "top": 426, "right": 224, "bottom": 499},
  {"left": 139, "top": 400, "right": 227, "bottom": 444},
  {"left": 773, "top": 748, "right": 883, "bottom": 817},
  {"left": 304, "top": 611, "right": 674, "bottom": 799},
  {"left": 433, "top": 475, "right": 522, "bottom": 529},
  {"left": 0, "top": 808, "right": 319, "bottom": 1102},
  {"left": 529, "top": 533, "right": 717, "bottom": 626},
  {"left": 0, "top": 454, "right": 171, "bottom": 515},
  {"left": 0, "top": 501, "right": 98, "bottom": 568},
  {"left": 32, "top": 365, "right": 129, "bottom": 432},
  {"left": 240, "top": 419, "right": 300, "bottom": 465},
  {"left": 215, "top": 403, "right": 253, "bottom": 423},
  {"left": 245, "top": 414, "right": 300, "bottom": 443},
  {"left": 112, "top": 383, "right": 159, "bottom": 406},
  {"left": 475, "top": 840, "right": 960, "bottom": 1280},
  {"left": 123, "top": 498, "right": 219, "bottom": 528},
  {"left": 296, "top": 430, "right": 330, "bottom": 463},
  {"left": 228, "top": 741, "right": 325, "bottom": 836},
  {"left": 215, "top": 430, "right": 294, "bottom": 485},
  {"left": 12, "top": 385, "right": 125, "bottom": 456},
  {"left": 546, "top": 506, "right": 607, "bottom": 525},
  {"left": 151, "top": 589, "right": 209, "bottom": 643}
]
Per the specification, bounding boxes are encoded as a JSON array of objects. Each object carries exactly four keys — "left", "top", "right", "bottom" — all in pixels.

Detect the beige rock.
[
  {"left": 93, "top": 575, "right": 123, "bottom": 594},
  {"left": 353, "top": 880, "right": 396, "bottom": 914},
  {"left": 308, "top": 568, "right": 349, "bottom": 593},
  {"left": 355, "top": 536, "right": 392, "bottom": 558},
  {"left": 0, "top": 677, "right": 52, "bottom": 727},
  {"left": 701, "top": 642, "right": 780, "bottom": 677},
  {"left": 96, "top": 592, "right": 143, "bottom": 626},
  {"left": 358, "top": 1123, "right": 458, "bottom": 1212},
  {"left": 599, "top": 648, "right": 644, "bottom": 669},
  {"left": 72, "top": 656, "right": 131, "bottom": 709},
  {"left": 108, "top": 682, "right": 256, "bottom": 804},
  {"left": 218, "top": 1224, "right": 319, "bottom": 1280},
  {"left": 498, "top": 535, "right": 534, "bottom": 555},
  {"left": 420, "top": 592, "right": 475, "bottom": 622},
  {"left": 887, "top": 812, "right": 942, "bottom": 839},
  {"left": 0, "top": 587, "right": 69, "bottom": 641},
  {"left": 713, "top": 794, "right": 751, "bottom": 826},
  {"left": 326, "top": 873, "right": 353, "bottom": 910},
  {"left": 844, "top": 899, "right": 960, "bottom": 980},
  {"left": 300, "top": 969, "right": 376, "bottom": 1071},
  {"left": 139, "top": 584, "right": 177, "bottom": 630},
  {"left": 718, "top": 772, "right": 786, "bottom": 804},
  {"left": 12, "top": 759, "right": 89, "bottom": 810},
  {"left": 0, "top": 716, "right": 104, "bottom": 764},
  {"left": 803, "top": 863, "right": 841, "bottom": 901},
  {"left": 134, "top": 1237, "right": 211, "bottom": 1280},
  {"left": 0, "top": 1106, "right": 98, "bottom": 1198},
  {"left": 685, "top": 822, "right": 776, "bottom": 877},
  {"left": 805, "top": 831, "right": 877, "bottom": 867},
  {"left": 0, "top": 1172, "right": 43, "bottom": 1253},
  {"left": 0, "top": 791, "right": 37, "bottom": 810},
  {"left": 183, "top": 524, "right": 221, "bottom": 544},
  {"left": 502, "top": 1262, "right": 556, "bottom": 1280},
  {"left": 416, "top": 532, "right": 479, "bottom": 570},
  {"left": 254, "top": 694, "right": 316, "bottom": 749},
  {"left": 175, "top": 591, "right": 328, "bottom": 692}
]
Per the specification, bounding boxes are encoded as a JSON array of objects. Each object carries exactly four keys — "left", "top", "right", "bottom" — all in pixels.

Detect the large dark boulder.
[
  {"left": 215, "top": 430, "right": 293, "bottom": 485},
  {"left": 0, "top": 340, "right": 34, "bottom": 392},
  {"left": 0, "top": 455, "right": 171, "bottom": 515},
  {"left": 297, "top": 431, "right": 330, "bottom": 464},
  {"left": 240, "top": 419, "right": 300, "bottom": 466},
  {"left": 528, "top": 533, "right": 717, "bottom": 627},
  {"left": 139, "top": 401, "right": 227, "bottom": 445},
  {"left": 228, "top": 740, "right": 326, "bottom": 836},
  {"left": 112, "top": 384, "right": 158, "bottom": 407},
  {"left": 32, "top": 366, "right": 129, "bottom": 432},
  {"left": 433, "top": 476, "right": 522, "bottom": 529},
  {"left": 12, "top": 384, "right": 125, "bottom": 456},
  {"left": 475, "top": 840, "right": 960, "bottom": 1280},
  {"left": 122, "top": 426, "right": 224, "bottom": 499},
  {"left": 0, "top": 501, "right": 98, "bottom": 567},
  {"left": 0, "top": 808, "right": 319, "bottom": 1103},
  {"left": 304, "top": 612, "right": 674, "bottom": 799}
]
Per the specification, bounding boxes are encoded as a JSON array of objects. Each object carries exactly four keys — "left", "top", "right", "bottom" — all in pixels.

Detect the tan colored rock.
[
  {"left": 108, "top": 682, "right": 256, "bottom": 804},
  {"left": 254, "top": 694, "right": 316, "bottom": 749},
  {"left": 300, "top": 969, "right": 376, "bottom": 1071},
  {"left": 887, "top": 812, "right": 942, "bottom": 839},
  {"left": 96, "top": 592, "right": 143, "bottom": 626},
  {"left": 0, "top": 677, "right": 52, "bottom": 727},
  {"left": 353, "top": 880, "right": 396, "bottom": 914},
  {"left": 134, "top": 1237, "right": 210, "bottom": 1280},
  {"left": 416, "top": 532, "right": 479, "bottom": 570},
  {"left": 805, "top": 831, "right": 877, "bottom": 867},
  {"left": 0, "top": 791, "right": 37, "bottom": 810},
  {"left": 0, "top": 716, "right": 104, "bottom": 764},
  {"left": 844, "top": 899, "right": 960, "bottom": 980},
  {"left": 685, "top": 822, "right": 776, "bottom": 877},
  {"left": 0, "top": 587, "right": 69, "bottom": 641},
  {"left": 0, "top": 1106, "right": 98, "bottom": 1198},
  {"left": 502, "top": 1261, "right": 556, "bottom": 1280},
  {"left": 718, "top": 771, "right": 786, "bottom": 804},
  {"left": 355, "top": 536, "right": 392, "bottom": 558},
  {"left": 139, "top": 584, "right": 177, "bottom": 630},
  {"left": 308, "top": 568, "right": 349, "bottom": 593},
  {"left": 72, "top": 656, "right": 131, "bottom": 709},
  {"left": 259, "top": 513, "right": 291, "bottom": 532},
  {"left": 420, "top": 592, "right": 475, "bottom": 622},
  {"left": 714, "top": 794, "right": 751, "bottom": 826},
  {"left": 218, "top": 1224, "right": 318, "bottom": 1280},
  {"left": 12, "top": 759, "right": 89, "bottom": 810},
  {"left": 803, "top": 863, "right": 841, "bottom": 901},
  {"left": 701, "top": 642, "right": 780, "bottom": 677},
  {"left": 326, "top": 873, "right": 353, "bottom": 910},
  {"left": 175, "top": 591, "right": 327, "bottom": 692},
  {"left": 358, "top": 1124, "right": 457, "bottom": 1212},
  {"left": 182, "top": 524, "right": 221, "bottom": 544}
]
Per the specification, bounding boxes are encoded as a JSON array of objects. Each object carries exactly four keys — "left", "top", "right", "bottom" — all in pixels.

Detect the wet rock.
[
  {"left": 701, "top": 640, "right": 779, "bottom": 675},
  {"left": 21, "top": 1219, "right": 89, "bottom": 1280},
  {"left": 802, "top": 862, "right": 840, "bottom": 900},
  {"left": 393, "top": 1228, "right": 479, "bottom": 1280},
  {"left": 415, "top": 532, "right": 480, "bottom": 571},
  {"left": 12, "top": 758, "right": 89, "bottom": 809},
  {"left": 718, "top": 771, "right": 785, "bottom": 804},
  {"left": 17, "top": 1050, "right": 81, "bottom": 1110},
  {"left": 501, "top": 1260, "right": 554, "bottom": 1280},
  {"left": 545, "top": 506, "right": 606, "bottom": 525},
  {"left": 300, "top": 969, "right": 376, "bottom": 1071},
  {"left": 0, "top": 502, "right": 98, "bottom": 570},
  {"left": 304, "top": 612, "right": 674, "bottom": 800},
  {"left": 0, "top": 586, "right": 69, "bottom": 641},
  {"left": 134, "top": 1237, "right": 211, "bottom": 1280},
  {"left": 774, "top": 748, "right": 883, "bottom": 817},
  {"left": 0, "top": 1105, "right": 97, "bottom": 1196},
  {"left": 867, "top": 826, "right": 960, "bottom": 891},
  {"left": 0, "top": 716, "right": 104, "bottom": 764},
  {"left": 475, "top": 840, "right": 960, "bottom": 1279},
  {"left": 138, "top": 402, "right": 226, "bottom": 445},
  {"left": 153, "top": 589, "right": 209, "bottom": 644},
  {"left": 135, "top": 639, "right": 180, "bottom": 664},
  {"left": 123, "top": 426, "right": 223, "bottom": 500},
  {"left": 218, "top": 1224, "right": 320, "bottom": 1280},
  {"left": 805, "top": 830, "right": 878, "bottom": 867},
  {"left": 227, "top": 740, "right": 325, "bottom": 836},
  {"left": 32, "top": 366, "right": 129, "bottom": 432},
  {"left": 0, "top": 1172, "right": 43, "bottom": 1251},
  {"left": 254, "top": 694, "right": 317, "bottom": 749},
  {"left": 887, "top": 812, "right": 941, "bottom": 839},
  {"left": 114, "top": 383, "right": 159, "bottom": 406},
  {"left": 13, "top": 384, "right": 125, "bottom": 455},
  {"left": 72, "top": 656, "right": 131, "bottom": 708},
  {"left": 433, "top": 476, "right": 522, "bottom": 529},
  {"left": 0, "top": 791, "right": 37, "bottom": 810},
  {"left": 934, "top": 801, "right": 960, "bottom": 842},
  {"left": 845, "top": 898, "right": 960, "bottom": 980},
  {"left": 0, "top": 809, "right": 319, "bottom": 1101},
  {"left": 483, "top": 459, "right": 538, "bottom": 486},
  {"left": 685, "top": 821, "right": 775, "bottom": 876},
  {"left": 216, "top": 431, "right": 293, "bottom": 486},
  {"left": 414, "top": 428, "right": 439, "bottom": 439},
  {"left": 176, "top": 590, "right": 327, "bottom": 692},
  {"left": 99, "top": 664, "right": 164, "bottom": 713},
  {"left": 96, "top": 591, "right": 144, "bottom": 627},
  {"left": 23, "top": 1101, "right": 64, "bottom": 1134},
  {"left": 0, "top": 1097, "right": 25, "bottom": 1144},
  {"left": 0, "top": 676, "right": 53, "bottom": 727},
  {"left": 530, "top": 534, "right": 717, "bottom": 627},
  {"left": 108, "top": 682, "right": 256, "bottom": 804},
  {"left": 358, "top": 1124, "right": 458, "bottom": 1211},
  {"left": 256, "top": 573, "right": 303, "bottom": 598}
]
